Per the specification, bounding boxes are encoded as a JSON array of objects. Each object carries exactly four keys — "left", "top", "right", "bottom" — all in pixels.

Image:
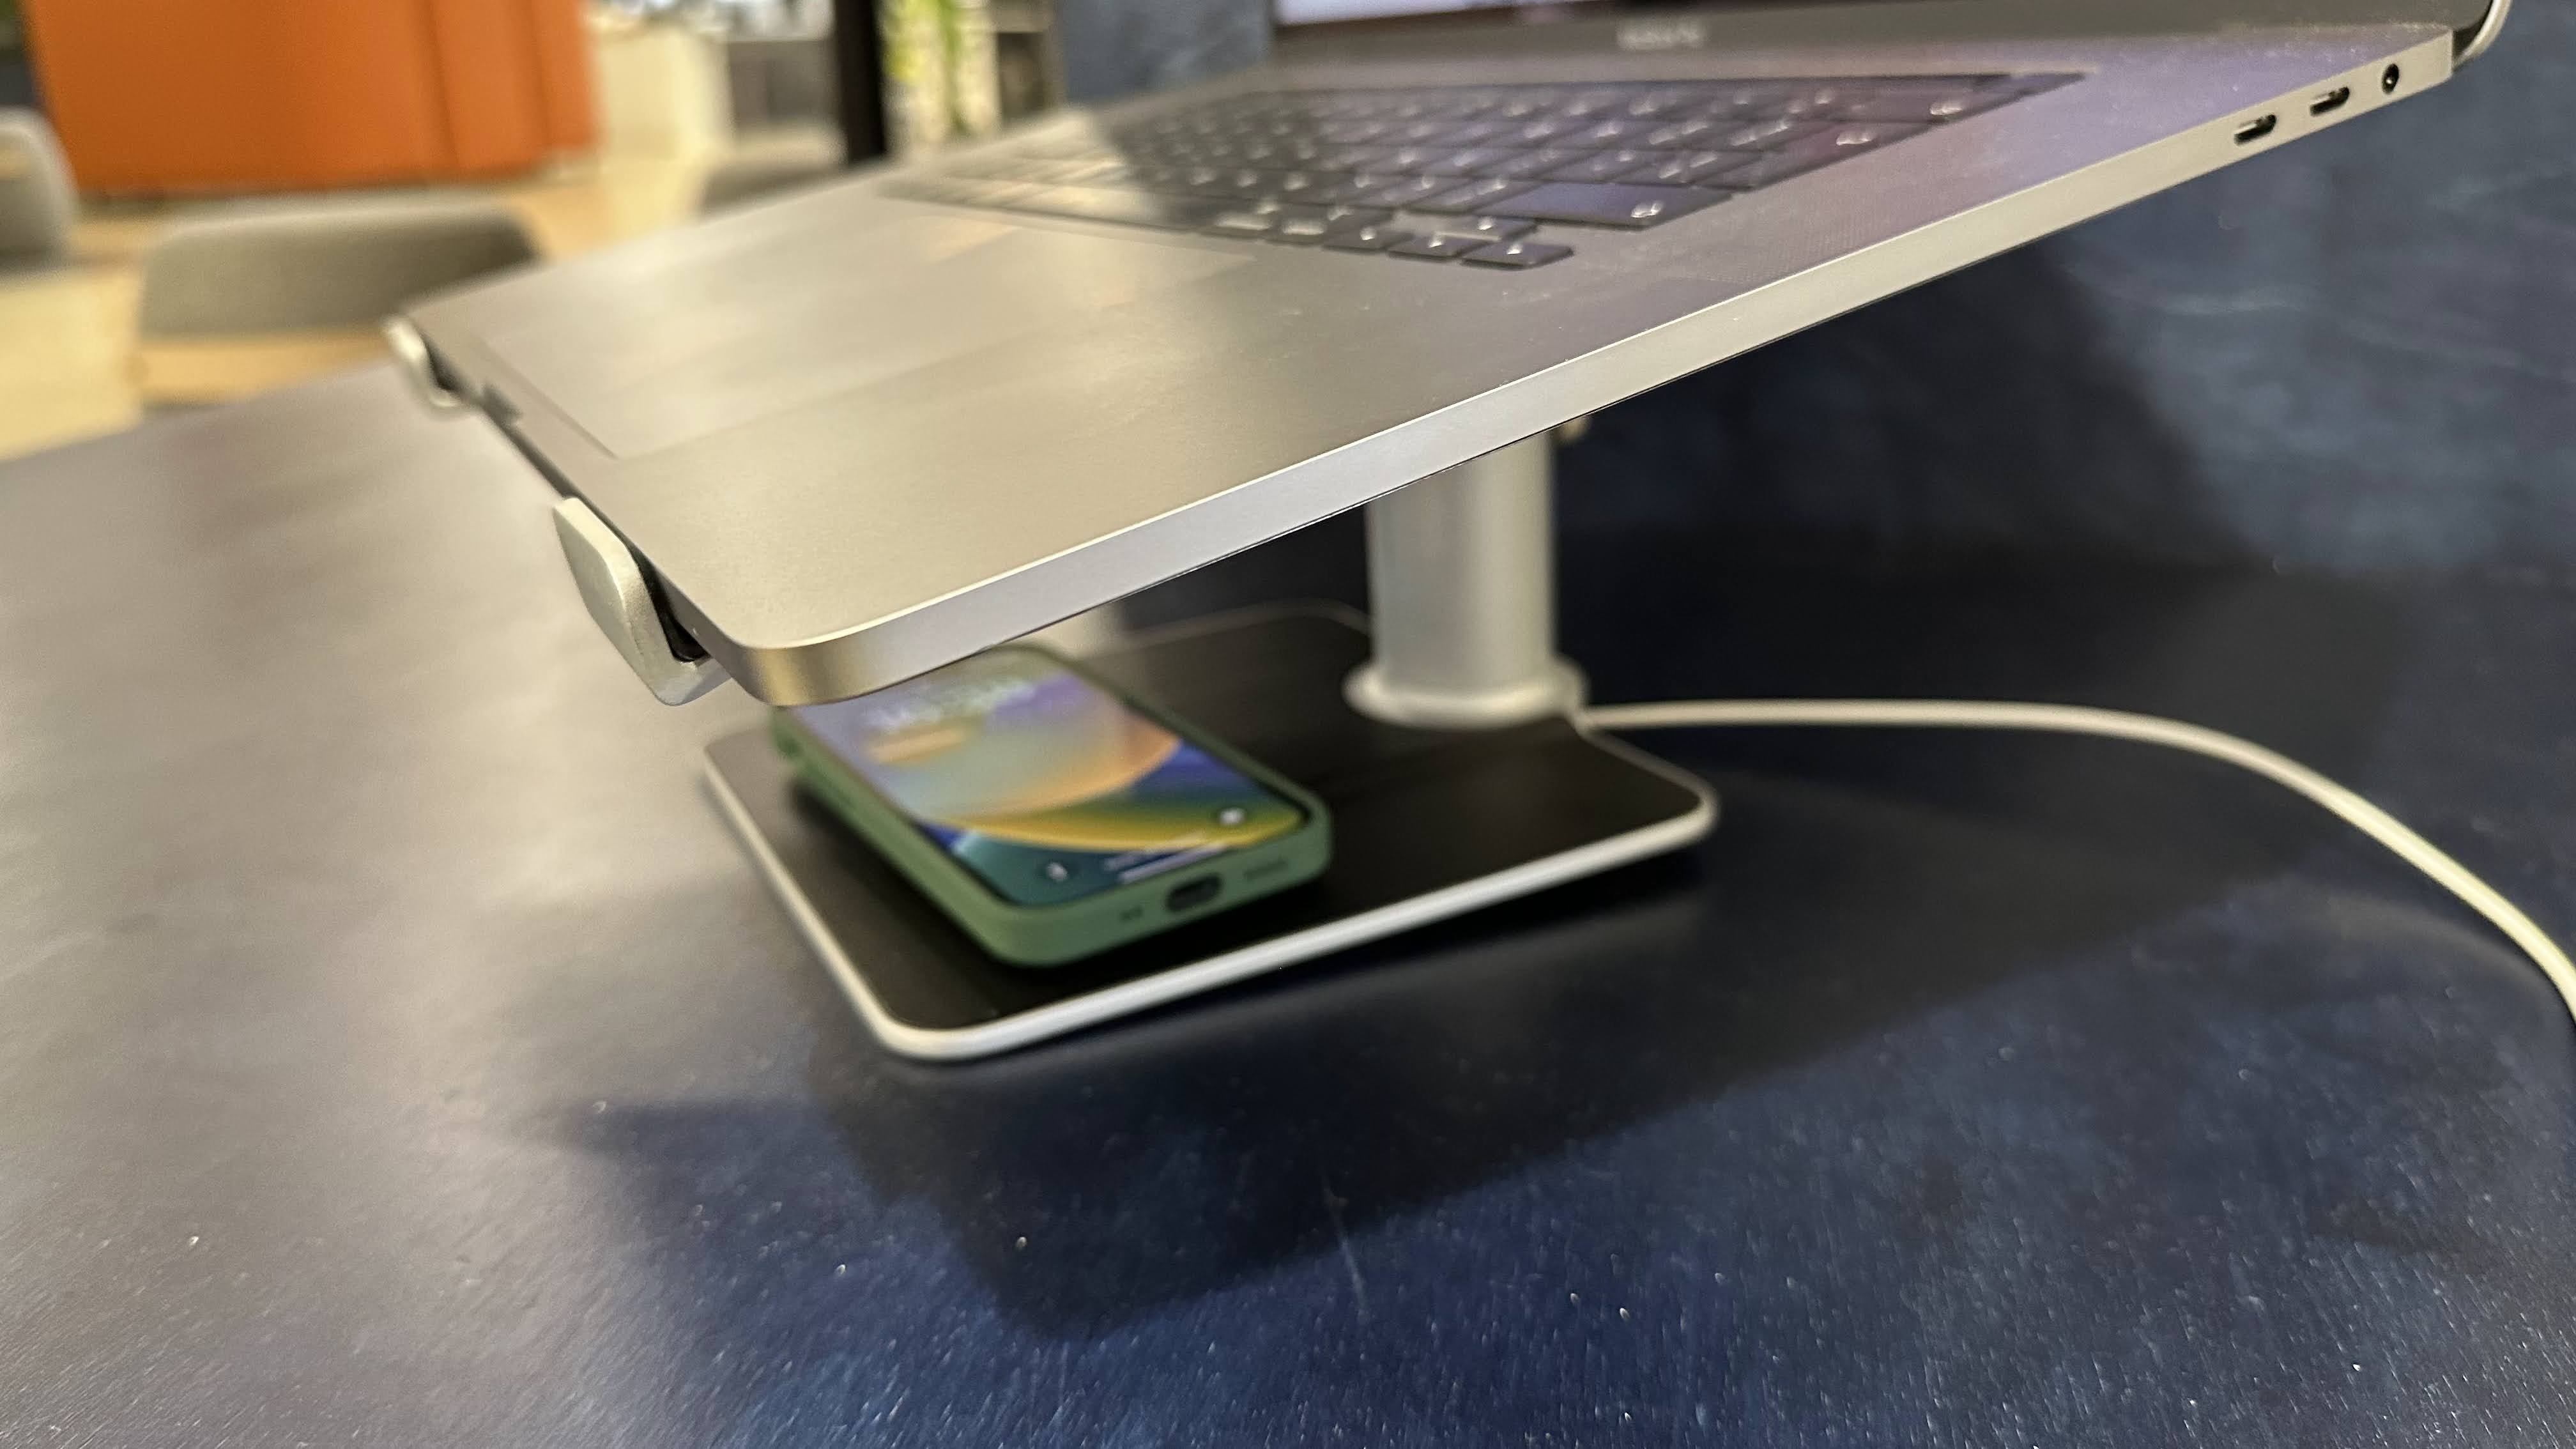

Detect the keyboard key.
[
  {"left": 1461, "top": 239, "right": 1574, "bottom": 270},
  {"left": 1692, "top": 83, "right": 1797, "bottom": 118},
  {"left": 1222, "top": 204, "right": 1381, "bottom": 241},
  {"left": 1622, "top": 150, "right": 1760, "bottom": 187},
  {"left": 1413, "top": 178, "right": 1535, "bottom": 213},
  {"left": 1301, "top": 175, "right": 1384, "bottom": 205},
  {"left": 1498, "top": 118, "right": 1583, "bottom": 146},
  {"left": 1423, "top": 120, "right": 1511, "bottom": 146},
  {"left": 1470, "top": 149, "right": 1586, "bottom": 181},
  {"left": 1390, "top": 233, "right": 1487, "bottom": 260},
  {"left": 1436, "top": 91, "right": 1508, "bottom": 117},
  {"left": 1315, "top": 145, "right": 1399, "bottom": 171},
  {"left": 1271, "top": 211, "right": 1338, "bottom": 243},
  {"left": 1642, "top": 118, "right": 1724, "bottom": 148},
  {"left": 1717, "top": 122, "right": 1928, "bottom": 187},
  {"left": 1411, "top": 147, "right": 1489, "bottom": 176},
  {"left": 1846, "top": 87, "right": 2018, "bottom": 123},
  {"left": 1322, "top": 224, "right": 1415, "bottom": 252},
  {"left": 1378, "top": 145, "right": 1450, "bottom": 172},
  {"left": 1722, "top": 116, "right": 1827, "bottom": 150},
  {"left": 1422, "top": 147, "right": 1514, "bottom": 176},
  {"left": 1774, "top": 83, "right": 1859, "bottom": 118},
  {"left": 1621, "top": 91, "right": 1695, "bottom": 118},
  {"left": 1830, "top": 120, "right": 1931, "bottom": 145},
  {"left": 1544, "top": 149, "right": 1670, "bottom": 183},
  {"left": 1563, "top": 118, "right": 1650, "bottom": 147},
  {"left": 1353, "top": 175, "right": 1455, "bottom": 208},
  {"left": 1436, "top": 214, "right": 1536, "bottom": 242},
  {"left": 903, "top": 75, "right": 2064, "bottom": 267},
  {"left": 1482, "top": 181, "right": 1718, "bottom": 228}
]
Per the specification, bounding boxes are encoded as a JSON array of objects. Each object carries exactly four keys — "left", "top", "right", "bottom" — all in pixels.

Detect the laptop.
[{"left": 398, "top": 0, "right": 2494, "bottom": 707}]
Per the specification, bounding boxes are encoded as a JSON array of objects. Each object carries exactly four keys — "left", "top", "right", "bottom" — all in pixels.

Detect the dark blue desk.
[{"left": 4, "top": 368, "right": 2571, "bottom": 1445}]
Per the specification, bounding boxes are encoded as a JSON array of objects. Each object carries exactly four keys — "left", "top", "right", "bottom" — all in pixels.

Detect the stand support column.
[{"left": 1346, "top": 433, "right": 1584, "bottom": 730}]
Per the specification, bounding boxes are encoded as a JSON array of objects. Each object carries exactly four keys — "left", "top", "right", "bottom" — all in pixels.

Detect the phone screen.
[{"left": 786, "top": 650, "right": 1307, "bottom": 906}]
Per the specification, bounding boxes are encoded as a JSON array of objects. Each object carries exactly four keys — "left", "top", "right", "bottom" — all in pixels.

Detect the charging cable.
[{"left": 1581, "top": 698, "right": 2576, "bottom": 1029}]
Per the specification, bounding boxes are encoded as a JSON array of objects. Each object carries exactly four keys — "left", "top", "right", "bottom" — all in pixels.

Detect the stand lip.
[{"left": 702, "top": 742, "right": 1715, "bottom": 1062}]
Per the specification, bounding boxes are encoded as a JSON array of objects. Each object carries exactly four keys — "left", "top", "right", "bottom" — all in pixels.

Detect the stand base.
[{"left": 703, "top": 606, "right": 1714, "bottom": 1060}]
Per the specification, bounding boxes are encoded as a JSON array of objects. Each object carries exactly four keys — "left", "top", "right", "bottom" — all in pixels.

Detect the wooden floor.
[{"left": 0, "top": 148, "right": 728, "bottom": 462}]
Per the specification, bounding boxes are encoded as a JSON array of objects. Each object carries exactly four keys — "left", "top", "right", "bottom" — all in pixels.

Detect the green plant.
[{"left": 883, "top": 0, "right": 998, "bottom": 151}]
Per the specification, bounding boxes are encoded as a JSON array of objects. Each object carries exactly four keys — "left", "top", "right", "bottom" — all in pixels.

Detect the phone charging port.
[
  {"left": 2234, "top": 114, "right": 2279, "bottom": 144},
  {"left": 1167, "top": 877, "right": 1222, "bottom": 913}
]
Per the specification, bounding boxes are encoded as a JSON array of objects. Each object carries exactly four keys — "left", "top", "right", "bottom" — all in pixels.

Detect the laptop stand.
[{"left": 703, "top": 438, "right": 1714, "bottom": 1059}]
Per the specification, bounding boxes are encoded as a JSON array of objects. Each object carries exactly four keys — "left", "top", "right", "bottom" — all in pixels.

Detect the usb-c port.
[
  {"left": 2309, "top": 86, "right": 2351, "bottom": 116},
  {"left": 2234, "top": 114, "right": 2278, "bottom": 144},
  {"left": 1167, "top": 877, "right": 1222, "bottom": 913}
]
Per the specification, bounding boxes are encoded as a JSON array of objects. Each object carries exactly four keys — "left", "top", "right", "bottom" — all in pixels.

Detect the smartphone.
[{"left": 770, "top": 646, "right": 1331, "bottom": 966}]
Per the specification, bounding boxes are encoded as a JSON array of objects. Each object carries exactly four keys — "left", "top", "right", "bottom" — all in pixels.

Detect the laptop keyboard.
[{"left": 887, "top": 73, "right": 2076, "bottom": 270}]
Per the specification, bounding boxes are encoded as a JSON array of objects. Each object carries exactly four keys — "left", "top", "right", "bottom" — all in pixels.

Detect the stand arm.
[{"left": 1346, "top": 434, "right": 1583, "bottom": 730}]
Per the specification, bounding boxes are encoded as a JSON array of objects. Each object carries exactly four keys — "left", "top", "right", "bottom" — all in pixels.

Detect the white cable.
[{"left": 1579, "top": 698, "right": 2576, "bottom": 1031}]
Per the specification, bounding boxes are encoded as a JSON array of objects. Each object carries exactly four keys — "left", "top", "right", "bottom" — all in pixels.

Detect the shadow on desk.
[
  {"left": 555, "top": 553, "right": 2431, "bottom": 1351},
  {"left": 789, "top": 745, "right": 2375, "bottom": 1338}
]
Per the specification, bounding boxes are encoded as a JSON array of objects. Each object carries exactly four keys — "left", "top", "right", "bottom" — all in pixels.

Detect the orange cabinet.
[{"left": 23, "top": 0, "right": 596, "bottom": 192}]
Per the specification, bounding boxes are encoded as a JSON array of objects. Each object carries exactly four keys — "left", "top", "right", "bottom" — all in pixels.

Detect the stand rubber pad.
[{"left": 704, "top": 607, "right": 1713, "bottom": 1059}]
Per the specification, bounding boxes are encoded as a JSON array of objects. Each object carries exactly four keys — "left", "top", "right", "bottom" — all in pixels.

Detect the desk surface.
[{"left": 4, "top": 367, "right": 2574, "bottom": 1446}]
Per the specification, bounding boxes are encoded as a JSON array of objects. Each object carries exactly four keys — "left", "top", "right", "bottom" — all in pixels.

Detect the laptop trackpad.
[{"left": 483, "top": 215, "right": 1248, "bottom": 459}]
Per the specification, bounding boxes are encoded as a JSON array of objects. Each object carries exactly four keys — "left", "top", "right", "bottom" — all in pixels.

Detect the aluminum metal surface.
[
  {"left": 404, "top": 25, "right": 2452, "bottom": 706},
  {"left": 1346, "top": 434, "right": 1583, "bottom": 729},
  {"left": 552, "top": 496, "right": 730, "bottom": 705}
]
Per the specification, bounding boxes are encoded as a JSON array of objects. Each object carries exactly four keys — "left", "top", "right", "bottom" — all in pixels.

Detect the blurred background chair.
[
  {"left": 132, "top": 195, "right": 536, "bottom": 407},
  {"left": 696, "top": 125, "right": 841, "bottom": 211},
  {"left": 20, "top": 0, "right": 594, "bottom": 194},
  {"left": 0, "top": 108, "right": 73, "bottom": 267}
]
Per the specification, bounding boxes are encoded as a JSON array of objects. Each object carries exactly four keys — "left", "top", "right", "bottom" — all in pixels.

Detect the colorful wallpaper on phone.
[{"left": 788, "top": 650, "right": 1303, "bottom": 905}]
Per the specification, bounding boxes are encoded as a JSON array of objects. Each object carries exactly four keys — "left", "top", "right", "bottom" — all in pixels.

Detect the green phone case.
[{"left": 769, "top": 649, "right": 1332, "bottom": 967}]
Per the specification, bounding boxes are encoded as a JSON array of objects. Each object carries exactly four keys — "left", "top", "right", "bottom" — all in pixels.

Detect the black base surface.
[{"left": 705, "top": 606, "right": 1711, "bottom": 1047}]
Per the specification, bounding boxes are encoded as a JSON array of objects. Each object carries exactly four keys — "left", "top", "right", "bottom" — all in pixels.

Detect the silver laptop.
[{"left": 399, "top": 0, "right": 2495, "bottom": 707}]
